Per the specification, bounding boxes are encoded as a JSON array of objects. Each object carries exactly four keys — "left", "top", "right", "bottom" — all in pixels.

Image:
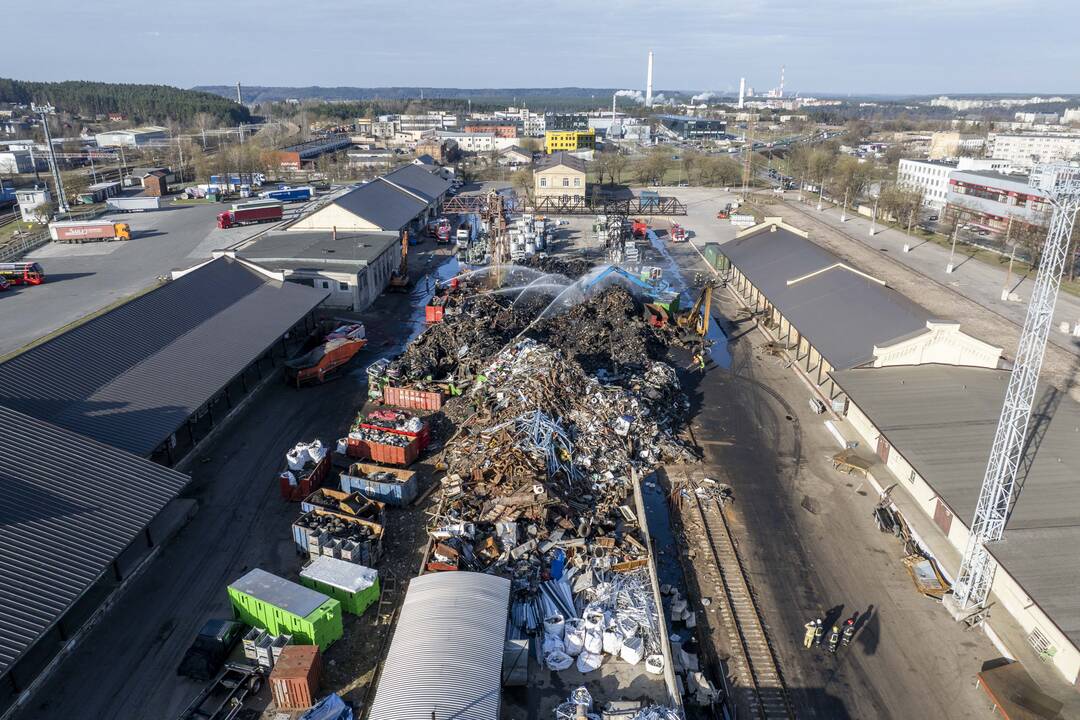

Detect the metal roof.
[
  {"left": 381, "top": 164, "right": 452, "bottom": 204},
  {"left": 0, "top": 406, "right": 190, "bottom": 678},
  {"left": 0, "top": 257, "right": 328, "bottom": 456},
  {"left": 536, "top": 151, "right": 586, "bottom": 173},
  {"left": 237, "top": 230, "right": 399, "bottom": 269},
  {"left": 229, "top": 568, "right": 329, "bottom": 618},
  {"left": 330, "top": 180, "right": 428, "bottom": 231},
  {"left": 720, "top": 224, "right": 931, "bottom": 368},
  {"left": 368, "top": 572, "right": 510, "bottom": 720},
  {"left": 832, "top": 365, "right": 1080, "bottom": 644}
]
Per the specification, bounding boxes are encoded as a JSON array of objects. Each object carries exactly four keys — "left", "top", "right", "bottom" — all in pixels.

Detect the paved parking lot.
[{"left": 0, "top": 198, "right": 312, "bottom": 358}]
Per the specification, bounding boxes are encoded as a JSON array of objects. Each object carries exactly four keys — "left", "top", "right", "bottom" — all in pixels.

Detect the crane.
[{"left": 951, "top": 163, "right": 1080, "bottom": 614}]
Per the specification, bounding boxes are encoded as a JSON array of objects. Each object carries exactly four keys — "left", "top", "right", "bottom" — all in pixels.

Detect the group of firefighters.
[{"left": 803, "top": 615, "right": 859, "bottom": 655}]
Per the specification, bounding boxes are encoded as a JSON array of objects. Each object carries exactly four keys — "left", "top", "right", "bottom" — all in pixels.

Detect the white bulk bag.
[
  {"left": 602, "top": 630, "right": 623, "bottom": 655},
  {"left": 545, "top": 650, "right": 573, "bottom": 672},
  {"left": 620, "top": 636, "right": 644, "bottom": 665},
  {"left": 575, "top": 651, "right": 603, "bottom": 673},
  {"left": 544, "top": 613, "right": 565, "bottom": 639},
  {"left": 583, "top": 629, "right": 603, "bottom": 655}
]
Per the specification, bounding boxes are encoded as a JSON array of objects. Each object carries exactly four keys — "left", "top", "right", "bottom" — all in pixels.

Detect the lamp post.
[
  {"left": 946, "top": 222, "right": 959, "bottom": 274},
  {"left": 816, "top": 181, "right": 824, "bottom": 211},
  {"left": 1000, "top": 216, "right": 1016, "bottom": 299},
  {"left": 840, "top": 187, "right": 849, "bottom": 222},
  {"left": 869, "top": 195, "right": 879, "bottom": 236}
]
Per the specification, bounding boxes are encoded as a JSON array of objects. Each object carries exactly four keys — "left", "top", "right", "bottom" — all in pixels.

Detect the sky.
[{"left": 7, "top": 0, "right": 1079, "bottom": 95}]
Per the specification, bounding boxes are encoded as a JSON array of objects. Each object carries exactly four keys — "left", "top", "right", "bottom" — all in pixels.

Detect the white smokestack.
[
  {"left": 646, "top": 50, "right": 654, "bottom": 108},
  {"left": 738, "top": 77, "right": 746, "bottom": 109},
  {"left": 779, "top": 65, "right": 785, "bottom": 99}
]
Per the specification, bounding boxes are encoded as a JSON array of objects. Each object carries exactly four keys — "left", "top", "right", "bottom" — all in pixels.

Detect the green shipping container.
[
  {"left": 703, "top": 242, "right": 725, "bottom": 271},
  {"left": 299, "top": 556, "right": 380, "bottom": 616},
  {"left": 227, "top": 568, "right": 343, "bottom": 650}
]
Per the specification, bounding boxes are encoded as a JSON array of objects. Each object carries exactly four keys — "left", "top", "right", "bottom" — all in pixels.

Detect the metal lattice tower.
[
  {"left": 31, "top": 104, "right": 69, "bottom": 214},
  {"left": 953, "top": 164, "right": 1080, "bottom": 610}
]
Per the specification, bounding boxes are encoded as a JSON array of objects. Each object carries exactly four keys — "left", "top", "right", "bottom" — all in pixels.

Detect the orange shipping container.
[
  {"left": 270, "top": 645, "right": 321, "bottom": 710},
  {"left": 382, "top": 385, "right": 444, "bottom": 411}
]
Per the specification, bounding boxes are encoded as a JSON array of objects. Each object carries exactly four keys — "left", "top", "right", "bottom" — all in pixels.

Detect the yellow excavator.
[
  {"left": 676, "top": 282, "right": 715, "bottom": 338},
  {"left": 387, "top": 231, "right": 411, "bottom": 292}
]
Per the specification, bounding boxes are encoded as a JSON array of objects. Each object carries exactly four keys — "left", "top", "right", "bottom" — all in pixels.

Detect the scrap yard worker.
[{"left": 804, "top": 618, "right": 821, "bottom": 649}]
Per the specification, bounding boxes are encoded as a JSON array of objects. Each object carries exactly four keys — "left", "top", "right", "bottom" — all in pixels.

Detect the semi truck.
[
  {"left": 106, "top": 196, "right": 161, "bottom": 212},
  {"left": 259, "top": 186, "right": 313, "bottom": 203},
  {"left": 217, "top": 201, "right": 283, "bottom": 229},
  {"left": 49, "top": 220, "right": 131, "bottom": 243}
]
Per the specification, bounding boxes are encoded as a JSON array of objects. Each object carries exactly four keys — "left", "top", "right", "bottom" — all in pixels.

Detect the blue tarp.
[{"left": 300, "top": 694, "right": 354, "bottom": 720}]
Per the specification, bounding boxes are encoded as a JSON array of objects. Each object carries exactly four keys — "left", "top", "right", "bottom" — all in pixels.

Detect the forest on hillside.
[{"left": 0, "top": 78, "right": 251, "bottom": 126}]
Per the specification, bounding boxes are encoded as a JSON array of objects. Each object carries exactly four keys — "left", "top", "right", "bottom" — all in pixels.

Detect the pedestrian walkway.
[{"left": 781, "top": 196, "right": 1080, "bottom": 358}]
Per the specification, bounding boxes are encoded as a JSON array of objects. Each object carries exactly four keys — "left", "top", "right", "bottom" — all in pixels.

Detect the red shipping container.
[
  {"left": 270, "top": 645, "right": 321, "bottom": 710},
  {"left": 425, "top": 304, "right": 445, "bottom": 323},
  {"left": 279, "top": 454, "right": 330, "bottom": 501},
  {"left": 345, "top": 436, "right": 419, "bottom": 466},
  {"left": 382, "top": 385, "right": 444, "bottom": 411}
]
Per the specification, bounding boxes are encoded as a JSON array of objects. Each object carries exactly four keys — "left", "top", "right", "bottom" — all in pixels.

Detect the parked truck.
[
  {"left": 669, "top": 221, "right": 686, "bottom": 242},
  {"left": 259, "top": 186, "right": 313, "bottom": 203},
  {"left": 49, "top": 220, "right": 131, "bottom": 243},
  {"left": 106, "top": 196, "right": 161, "bottom": 212},
  {"left": 217, "top": 201, "right": 283, "bottom": 229},
  {"left": 177, "top": 619, "right": 246, "bottom": 682}
]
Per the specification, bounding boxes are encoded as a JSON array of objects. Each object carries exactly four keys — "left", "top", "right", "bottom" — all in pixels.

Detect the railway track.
[{"left": 688, "top": 480, "right": 794, "bottom": 720}]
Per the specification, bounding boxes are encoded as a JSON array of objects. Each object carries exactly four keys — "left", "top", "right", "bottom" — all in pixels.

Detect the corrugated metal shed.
[
  {"left": 720, "top": 225, "right": 931, "bottom": 369},
  {"left": 0, "top": 405, "right": 190, "bottom": 677},
  {"left": 0, "top": 257, "right": 328, "bottom": 456},
  {"left": 381, "top": 164, "right": 452, "bottom": 204},
  {"left": 832, "top": 364, "right": 1080, "bottom": 645},
  {"left": 368, "top": 572, "right": 510, "bottom": 720},
  {"left": 331, "top": 181, "right": 427, "bottom": 231}
]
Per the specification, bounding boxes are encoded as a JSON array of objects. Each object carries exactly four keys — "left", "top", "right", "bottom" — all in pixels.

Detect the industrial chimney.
[
  {"left": 645, "top": 50, "right": 654, "bottom": 108},
  {"left": 236, "top": 81, "right": 242, "bottom": 105},
  {"left": 738, "top": 77, "right": 746, "bottom": 109}
]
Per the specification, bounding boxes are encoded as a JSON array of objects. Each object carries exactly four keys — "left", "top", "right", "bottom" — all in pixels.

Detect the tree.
[
  {"left": 829, "top": 156, "right": 875, "bottom": 206},
  {"left": 511, "top": 168, "right": 533, "bottom": 201},
  {"left": 609, "top": 153, "right": 629, "bottom": 185}
]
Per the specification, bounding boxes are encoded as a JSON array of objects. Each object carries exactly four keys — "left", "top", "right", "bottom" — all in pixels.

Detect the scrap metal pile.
[
  {"left": 522, "top": 254, "right": 594, "bottom": 279},
  {"left": 425, "top": 333, "right": 695, "bottom": 675}
]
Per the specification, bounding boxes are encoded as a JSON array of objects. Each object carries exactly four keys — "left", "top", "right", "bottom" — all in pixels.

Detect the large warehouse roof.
[
  {"left": 720, "top": 222, "right": 931, "bottom": 369},
  {"left": 832, "top": 364, "right": 1080, "bottom": 645},
  {"left": 0, "top": 405, "right": 190, "bottom": 677},
  {"left": 368, "top": 572, "right": 510, "bottom": 720},
  {"left": 331, "top": 180, "right": 427, "bottom": 231},
  {"left": 237, "top": 230, "right": 399, "bottom": 271},
  {"left": 381, "top": 164, "right": 452, "bottom": 204},
  {"left": 0, "top": 257, "right": 328, "bottom": 456}
]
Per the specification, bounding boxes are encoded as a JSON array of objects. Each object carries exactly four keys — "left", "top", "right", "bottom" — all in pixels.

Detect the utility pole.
[
  {"left": 816, "top": 181, "right": 824, "bottom": 211},
  {"left": 32, "top": 104, "right": 69, "bottom": 214},
  {"left": 951, "top": 164, "right": 1080, "bottom": 614},
  {"left": 840, "top": 187, "right": 849, "bottom": 222},
  {"left": 869, "top": 195, "right": 879, "bottom": 236},
  {"left": 946, "top": 222, "right": 959, "bottom": 273},
  {"left": 1001, "top": 215, "right": 1016, "bottom": 301}
]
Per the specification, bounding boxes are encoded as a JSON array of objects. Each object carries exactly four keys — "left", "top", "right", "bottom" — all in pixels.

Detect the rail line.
[{"left": 688, "top": 481, "right": 794, "bottom": 720}]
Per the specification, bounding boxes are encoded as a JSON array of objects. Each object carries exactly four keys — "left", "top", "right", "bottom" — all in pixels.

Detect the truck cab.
[{"left": 177, "top": 619, "right": 245, "bottom": 681}]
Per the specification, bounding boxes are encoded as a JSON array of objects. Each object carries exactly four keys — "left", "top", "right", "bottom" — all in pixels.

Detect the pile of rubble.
[
  {"left": 529, "top": 286, "right": 677, "bottom": 372},
  {"left": 554, "top": 687, "right": 684, "bottom": 720},
  {"left": 522, "top": 254, "right": 594, "bottom": 279}
]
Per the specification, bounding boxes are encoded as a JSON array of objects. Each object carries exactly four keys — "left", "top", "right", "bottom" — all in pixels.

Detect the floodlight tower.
[
  {"left": 31, "top": 104, "right": 69, "bottom": 214},
  {"left": 952, "top": 163, "right": 1080, "bottom": 612}
]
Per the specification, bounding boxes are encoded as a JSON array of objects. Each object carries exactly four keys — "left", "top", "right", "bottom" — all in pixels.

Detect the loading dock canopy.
[
  {"left": 368, "top": 572, "right": 510, "bottom": 720},
  {"left": 0, "top": 405, "right": 190, "bottom": 677},
  {"left": 832, "top": 364, "right": 1080, "bottom": 647},
  {"left": 0, "top": 257, "right": 328, "bottom": 456},
  {"left": 720, "top": 223, "right": 931, "bottom": 369}
]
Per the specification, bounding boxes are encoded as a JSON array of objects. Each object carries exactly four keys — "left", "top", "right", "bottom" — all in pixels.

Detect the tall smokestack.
[
  {"left": 779, "top": 65, "right": 785, "bottom": 99},
  {"left": 738, "top": 77, "right": 746, "bottom": 109},
  {"left": 645, "top": 50, "right": 654, "bottom": 108},
  {"left": 236, "top": 81, "right": 242, "bottom": 105}
]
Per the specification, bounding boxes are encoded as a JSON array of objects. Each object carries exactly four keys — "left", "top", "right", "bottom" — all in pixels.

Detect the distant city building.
[
  {"left": 896, "top": 159, "right": 956, "bottom": 209},
  {"left": 1014, "top": 111, "right": 1059, "bottom": 125},
  {"left": 347, "top": 148, "right": 395, "bottom": 169},
  {"left": 463, "top": 121, "right": 520, "bottom": 138},
  {"left": 94, "top": 126, "right": 168, "bottom": 148},
  {"left": 544, "top": 113, "right": 590, "bottom": 132},
  {"left": 655, "top": 114, "right": 727, "bottom": 140},
  {"left": 496, "top": 145, "right": 532, "bottom": 167},
  {"left": 0, "top": 149, "right": 47, "bottom": 174},
  {"left": 1062, "top": 108, "right": 1080, "bottom": 125},
  {"left": 544, "top": 129, "right": 596, "bottom": 154},
  {"left": 945, "top": 169, "right": 1052, "bottom": 236},
  {"left": 927, "top": 131, "right": 986, "bottom": 160},
  {"left": 988, "top": 132, "right": 1080, "bottom": 168},
  {"left": 274, "top": 135, "right": 353, "bottom": 171}
]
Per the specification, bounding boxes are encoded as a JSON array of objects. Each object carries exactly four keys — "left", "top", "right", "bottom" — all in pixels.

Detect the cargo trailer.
[
  {"left": 299, "top": 556, "right": 380, "bottom": 616},
  {"left": 106, "top": 196, "right": 161, "bottom": 212},
  {"left": 48, "top": 220, "right": 131, "bottom": 242},
  {"left": 227, "top": 569, "right": 342, "bottom": 651},
  {"left": 217, "top": 201, "right": 283, "bottom": 229},
  {"left": 260, "top": 186, "right": 313, "bottom": 203},
  {"left": 339, "top": 462, "right": 418, "bottom": 506},
  {"left": 0, "top": 262, "right": 45, "bottom": 286}
]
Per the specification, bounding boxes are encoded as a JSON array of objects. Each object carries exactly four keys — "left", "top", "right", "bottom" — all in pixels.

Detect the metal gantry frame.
[{"left": 953, "top": 164, "right": 1080, "bottom": 611}]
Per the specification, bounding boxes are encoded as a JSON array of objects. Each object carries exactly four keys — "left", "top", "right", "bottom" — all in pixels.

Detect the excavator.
[
  {"left": 676, "top": 282, "right": 715, "bottom": 338},
  {"left": 387, "top": 230, "right": 411, "bottom": 292}
]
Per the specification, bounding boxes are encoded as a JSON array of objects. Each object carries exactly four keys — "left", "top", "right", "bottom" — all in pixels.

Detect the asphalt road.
[{"left": 0, "top": 197, "right": 314, "bottom": 358}]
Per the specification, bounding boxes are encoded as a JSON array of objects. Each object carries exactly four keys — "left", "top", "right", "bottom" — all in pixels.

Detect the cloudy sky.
[{"left": 7, "top": 0, "right": 1078, "bottom": 94}]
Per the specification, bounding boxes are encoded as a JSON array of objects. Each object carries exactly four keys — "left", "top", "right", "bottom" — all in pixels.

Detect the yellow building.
[{"left": 544, "top": 129, "right": 596, "bottom": 154}]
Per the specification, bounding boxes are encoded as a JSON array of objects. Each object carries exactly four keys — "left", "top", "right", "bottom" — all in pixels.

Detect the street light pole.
[
  {"left": 817, "top": 181, "right": 824, "bottom": 211},
  {"left": 1001, "top": 215, "right": 1016, "bottom": 300},
  {"left": 840, "top": 187, "right": 849, "bottom": 222},
  {"left": 869, "top": 196, "right": 879, "bottom": 236},
  {"left": 946, "top": 223, "right": 959, "bottom": 274}
]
